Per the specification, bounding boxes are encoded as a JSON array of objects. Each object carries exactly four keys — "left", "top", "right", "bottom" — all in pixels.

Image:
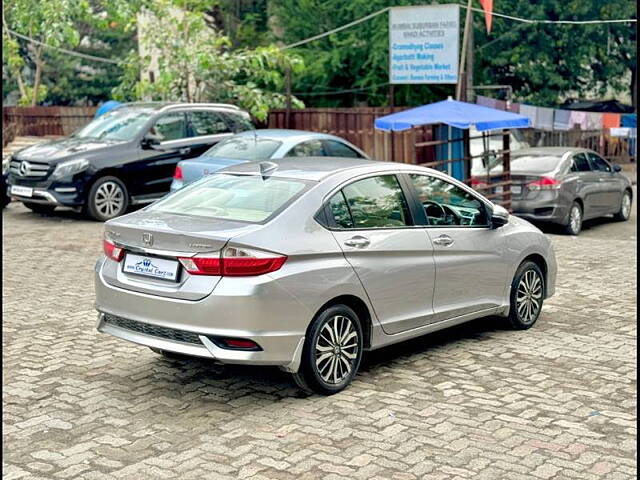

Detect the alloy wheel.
[
  {"left": 95, "top": 181, "right": 125, "bottom": 218},
  {"left": 516, "top": 270, "right": 543, "bottom": 324},
  {"left": 314, "top": 315, "right": 359, "bottom": 385},
  {"left": 621, "top": 193, "right": 631, "bottom": 219},
  {"left": 569, "top": 205, "right": 582, "bottom": 234}
]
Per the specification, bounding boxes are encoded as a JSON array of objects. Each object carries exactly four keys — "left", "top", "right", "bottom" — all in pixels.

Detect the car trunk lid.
[{"left": 101, "top": 210, "right": 262, "bottom": 300}]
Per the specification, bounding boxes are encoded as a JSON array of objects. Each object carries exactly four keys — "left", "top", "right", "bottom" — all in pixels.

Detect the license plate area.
[
  {"left": 10, "top": 185, "right": 33, "bottom": 197},
  {"left": 511, "top": 185, "right": 522, "bottom": 195},
  {"left": 122, "top": 253, "right": 180, "bottom": 282}
]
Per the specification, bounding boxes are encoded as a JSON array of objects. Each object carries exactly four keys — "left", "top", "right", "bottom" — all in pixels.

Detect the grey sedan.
[
  {"left": 473, "top": 147, "right": 633, "bottom": 235},
  {"left": 95, "top": 158, "right": 557, "bottom": 395}
]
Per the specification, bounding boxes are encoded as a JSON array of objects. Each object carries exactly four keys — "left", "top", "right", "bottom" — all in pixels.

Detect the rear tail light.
[
  {"left": 178, "top": 247, "right": 286, "bottom": 277},
  {"left": 221, "top": 338, "right": 261, "bottom": 350},
  {"left": 471, "top": 176, "right": 489, "bottom": 189},
  {"left": 173, "top": 165, "right": 183, "bottom": 180},
  {"left": 527, "top": 177, "right": 561, "bottom": 191},
  {"left": 103, "top": 239, "right": 124, "bottom": 262}
]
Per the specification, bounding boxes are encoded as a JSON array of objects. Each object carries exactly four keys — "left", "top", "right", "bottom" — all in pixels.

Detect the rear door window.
[
  {"left": 188, "top": 111, "right": 231, "bottom": 137},
  {"left": 285, "top": 140, "right": 326, "bottom": 157},
  {"left": 323, "top": 140, "right": 364, "bottom": 158},
  {"left": 340, "top": 175, "right": 411, "bottom": 228},
  {"left": 570, "top": 153, "right": 591, "bottom": 172},
  {"left": 223, "top": 112, "right": 254, "bottom": 132}
]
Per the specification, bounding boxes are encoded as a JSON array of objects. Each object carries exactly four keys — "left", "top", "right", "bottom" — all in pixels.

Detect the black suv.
[{"left": 7, "top": 102, "right": 253, "bottom": 220}]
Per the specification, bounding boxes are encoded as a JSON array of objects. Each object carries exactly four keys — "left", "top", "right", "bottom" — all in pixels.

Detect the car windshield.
[
  {"left": 148, "top": 173, "right": 309, "bottom": 222},
  {"left": 203, "top": 137, "right": 282, "bottom": 160},
  {"left": 511, "top": 154, "right": 564, "bottom": 173},
  {"left": 72, "top": 108, "right": 153, "bottom": 141}
]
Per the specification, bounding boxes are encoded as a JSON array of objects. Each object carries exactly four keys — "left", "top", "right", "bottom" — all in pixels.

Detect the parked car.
[
  {"left": 95, "top": 157, "right": 557, "bottom": 395},
  {"left": 1, "top": 156, "right": 10, "bottom": 209},
  {"left": 6, "top": 102, "right": 253, "bottom": 221},
  {"left": 170, "top": 129, "right": 369, "bottom": 191},
  {"left": 472, "top": 147, "right": 633, "bottom": 235}
]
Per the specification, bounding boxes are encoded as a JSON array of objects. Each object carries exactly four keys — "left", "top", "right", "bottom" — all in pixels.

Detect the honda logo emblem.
[{"left": 142, "top": 233, "right": 153, "bottom": 246}]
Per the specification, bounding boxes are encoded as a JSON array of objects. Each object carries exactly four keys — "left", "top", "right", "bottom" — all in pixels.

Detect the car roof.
[
  {"left": 234, "top": 129, "right": 352, "bottom": 142},
  {"left": 118, "top": 102, "right": 242, "bottom": 112},
  {"left": 219, "top": 157, "right": 428, "bottom": 181},
  {"left": 513, "top": 146, "right": 591, "bottom": 157}
]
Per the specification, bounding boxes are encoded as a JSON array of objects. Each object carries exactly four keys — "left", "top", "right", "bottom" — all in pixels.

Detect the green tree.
[
  {"left": 116, "top": 0, "right": 304, "bottom": 121},
  {"left": 473, "top": 0, "right": 637, "bottom": 107},
  {"left": 2, "top": 0, "right": 88, "bottom": 105},
  {"left": 270, "top": 0, "right": 637, "bottom": 107}
]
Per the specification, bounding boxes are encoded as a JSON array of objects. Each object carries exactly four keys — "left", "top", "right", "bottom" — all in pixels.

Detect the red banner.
[{"left": 479, "top": 0, "right": 493, "bottom": 33}]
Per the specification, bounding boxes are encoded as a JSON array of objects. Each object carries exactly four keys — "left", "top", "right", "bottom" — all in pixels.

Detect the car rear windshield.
[
  {"left": 510, "top": 154, "right": 564, "bottom": 173},
  {"left": 147, "top": 173, "right": 310, "bottom": 222},
  {"left": 73, "top": 108, "right": 153, "bottom": 141},
  {"left": 203, "top": 137, "right": 282, "bottom": 160}
]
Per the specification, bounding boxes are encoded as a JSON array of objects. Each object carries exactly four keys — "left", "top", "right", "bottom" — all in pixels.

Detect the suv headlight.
[{"left": 51, "top": 158, "right": 89, "bottom": 180}]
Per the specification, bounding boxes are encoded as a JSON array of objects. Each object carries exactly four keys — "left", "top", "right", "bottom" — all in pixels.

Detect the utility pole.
[
  {"left": 285, "top": 67, "right": 292, "bottom": 129},
  {"left": 465, "top": 12, "right": 474, "bottom": 103},
  {"left": 456, "top": 0, "right": 473, "bottom": 100}
]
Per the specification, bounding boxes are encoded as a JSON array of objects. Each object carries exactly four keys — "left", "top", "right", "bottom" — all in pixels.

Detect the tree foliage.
[
  {"left": 269, "top": 0, "right": 637, "bottom": 107},
  {"left": 117, "top": 0, "right": 304, "bottom": 121}
]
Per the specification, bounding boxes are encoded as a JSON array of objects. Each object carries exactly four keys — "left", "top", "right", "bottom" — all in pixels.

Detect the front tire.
[
  {"left": 24, "top": 202, "right": 56, "bottom": 214},
  {"left": 507, "top": 261, "right": 545, "bottom": 330},
  {"left": 613, "top": 190, "right": 632, "bottom": 221},
  {"left": 87, "top": 176, "right": 129, "bottom": 221},
  {"left": 563, "top": 201, "right": 582, "bottom": 235},
  {"left": 292, "top": 305, "right": 363, "bottom": 395}
]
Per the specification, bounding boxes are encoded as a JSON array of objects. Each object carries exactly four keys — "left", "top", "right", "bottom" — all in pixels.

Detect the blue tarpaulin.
[{"left": 374, "top": 98, "right": 530, "bottom": 132}]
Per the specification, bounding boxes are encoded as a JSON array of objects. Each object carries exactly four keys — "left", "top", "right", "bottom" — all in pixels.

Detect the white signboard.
[{"left": 389, "top": 5, "right": 460, "bottom": 84}]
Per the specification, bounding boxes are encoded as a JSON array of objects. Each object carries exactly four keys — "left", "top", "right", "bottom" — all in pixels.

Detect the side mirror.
[
  {"left": 613, "top": 164, "right": 622, "bottom": 173},
  {"left": 491, "top": 204, "right": 510, "bottom": 228},
  {"left": 141, "top": 132, "right": 163, "bottom": 150}
]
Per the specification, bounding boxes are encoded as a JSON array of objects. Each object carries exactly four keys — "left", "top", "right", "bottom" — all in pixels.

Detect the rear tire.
[
  {"left": 87, "top": 176, "right": 129, "bottom": 221},
  {"left": 24, "top": 202, "right": 56, "bottom": 214},
  {"left": 292, "top": 304, "right": 363, "bottom": 396},
  {"left": 563, "top": 201, "right": 582, "bottom": 235},
  {"left": 613, "top": 191, "right": 632, "bottom": 221},
  {"left": 507, "top": 261, "right": 545, "bottom": 330}
]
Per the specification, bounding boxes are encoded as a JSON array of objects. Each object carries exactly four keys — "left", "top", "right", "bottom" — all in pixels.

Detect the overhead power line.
[
  {"left": 282, "top": 5, "right": 637, "bottom": 50},
  {"left": 5, "top": 28, "right": 122, "bottom": 64}
]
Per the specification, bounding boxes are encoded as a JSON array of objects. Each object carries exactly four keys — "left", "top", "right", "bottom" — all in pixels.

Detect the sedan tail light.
[
  {"left": 103, "top": 239, "right": 124, "bottom": 262},
  {"left": 527, "top": 177, "right": 561, "bottom": 191},
  {"left": 173, "top": 165, "right": 183, "bottom": 180},
  {"left": 178, "top": 247, "right": 286, "bottom": 277},
  {"left": 471, "top": 176, "right": 489, "bottom": 190}
]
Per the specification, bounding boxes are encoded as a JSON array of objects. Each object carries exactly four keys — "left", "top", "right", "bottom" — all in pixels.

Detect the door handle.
[
  {"left": 433, "top": 235, "right": 454, "bottom": 247},
  {"left": 344, "top": 235, "right": 370, "bottom": 248},
  {"left": 178, "top": 147, "right": 191, "bottom": 155}
]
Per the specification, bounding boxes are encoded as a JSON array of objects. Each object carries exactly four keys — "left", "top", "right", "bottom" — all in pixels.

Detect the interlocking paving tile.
[{"left": 2, "top": 194, "right": 636, "bottom": 479}]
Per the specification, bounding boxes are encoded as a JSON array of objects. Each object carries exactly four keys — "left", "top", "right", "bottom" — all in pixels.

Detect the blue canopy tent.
[{"left": 374, "top": 98, "right": 530, "bottom": 181}]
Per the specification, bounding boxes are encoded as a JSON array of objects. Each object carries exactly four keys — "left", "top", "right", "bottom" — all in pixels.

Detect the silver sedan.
[{"left": 94, "top": 158, "right": 557, "bottom": 395}]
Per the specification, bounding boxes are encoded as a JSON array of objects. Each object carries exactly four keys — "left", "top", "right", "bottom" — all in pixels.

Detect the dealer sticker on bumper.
[
  {"left": 122, "top": 253, "right": 180, "bottom": 282},
  {"left": 10, "top": 185, "right": 33, "bottom": 197}
]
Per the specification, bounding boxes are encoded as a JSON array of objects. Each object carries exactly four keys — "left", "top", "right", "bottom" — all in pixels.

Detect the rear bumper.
[
  {"left": 94, "top": 258, "right": 309, "bottom": 371},
  {"left": 512, "top": 197, "right": 570, "bottom": 225}
]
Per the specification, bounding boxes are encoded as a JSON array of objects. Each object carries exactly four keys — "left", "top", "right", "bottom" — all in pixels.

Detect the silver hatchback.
[{"left": 95, "top": 158, "right": 557, "bottom": 395}]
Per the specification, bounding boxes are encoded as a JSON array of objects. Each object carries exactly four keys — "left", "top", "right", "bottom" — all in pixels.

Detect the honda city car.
[
  {"left": 7, "top": 102, "right": 252, "bottom": 221},
  {"left": 95, "top": 158, "right": 557, "bottom": 395},
  {"left": 170, "top": 129, "right": 369, "bottom": 191}
]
